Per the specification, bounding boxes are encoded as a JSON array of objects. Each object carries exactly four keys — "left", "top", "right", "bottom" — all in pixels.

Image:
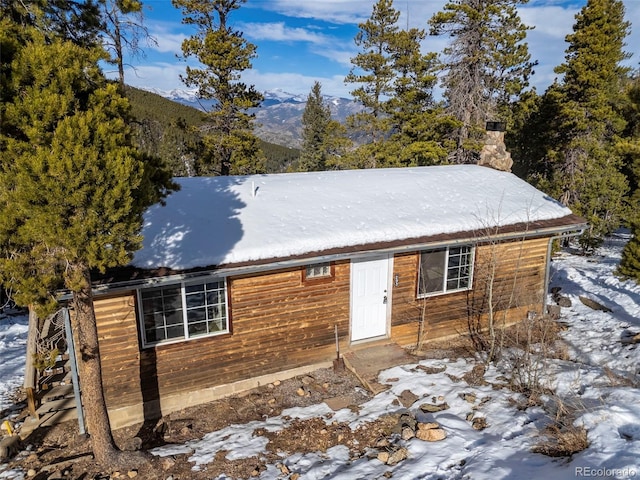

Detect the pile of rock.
[{"left": 372, "top": 408, "right": 448, "bottom": 466}]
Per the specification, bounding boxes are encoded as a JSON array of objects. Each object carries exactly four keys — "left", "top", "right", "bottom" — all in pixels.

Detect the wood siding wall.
[
  {"left": 390, "top": 237, "right": 549, "bottom": 346},
  {"left": 94, "top": 237, "right": 549, "bottom": 415},
  {"left": 95, "top": 261, "right": 350, "bottom": 413}
]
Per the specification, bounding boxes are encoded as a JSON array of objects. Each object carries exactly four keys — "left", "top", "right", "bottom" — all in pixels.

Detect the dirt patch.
[
  {"left": 8, "top": 343, "right": 473, "bottom": 479},
  {"left": 9, "top": 367, "right": 372, "bottom": 479}
]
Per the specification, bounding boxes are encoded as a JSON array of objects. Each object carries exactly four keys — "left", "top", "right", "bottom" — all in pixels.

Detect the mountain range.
[{"left": 144, "top": 87, "right": 362, "bottom": 148}]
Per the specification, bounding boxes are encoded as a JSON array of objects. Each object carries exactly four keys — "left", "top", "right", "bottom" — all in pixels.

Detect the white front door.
[{"left": 351, "top": 256, "right": 390, "bottom": 342}]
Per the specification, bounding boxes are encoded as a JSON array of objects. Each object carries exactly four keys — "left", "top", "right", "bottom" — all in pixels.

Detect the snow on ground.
[
  {"left": 0, "top": 312, "right": 28, "bottom": 413},
  {"left": 1, "top": 234, "right": 639, "bottom": 479}
]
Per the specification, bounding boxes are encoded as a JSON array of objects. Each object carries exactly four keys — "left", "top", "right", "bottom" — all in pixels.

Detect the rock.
[
  {"left": 160, "top": 457, "right": 176, "bottom": 471},
  {"left": 416, "top": 428, "right": 447, "bottom": 442},
  {"left": 419, "top": 402, "right": 449, "bottom": 413},
  {"left": 417, "top": 422, "right": 440, "bottom": 431},
  {"left": 291, "top": 474, "right": 300, "bottom": 480},
  {"left": 27, "top": 469, "right": 36, "bottom": 478},
  {"left": 273, "top": 380, "right": 281, "bottom": 386},
  {"left": 301, "top": 376, "right": 314, "bottom": 385},
  {"left": 268, "top": 398, "right": 276, "bottom": 405},
  {"left": 401, "top": 427, "right": 415, "bottom": 441},
  {"left": 460, "top": 392, "right": 476, "bottom": 404},
  {"left": 399, "top": 412, "right": 417, "bottom": 430},
  {"left": 579, "top": 296, "right": 612, "bottom": 312},
  {"left": 621, "top": 330, "right": 640, "bottom": 345},
  {"left": 296, "top": 387, "right": 306, "bottom": 396},
  {"left": 472, "top": 417, "right": 488, "bottom": 430},
  {"left": 377, "top": 451, "right": 390, "bottom": 464},
  {"left": 479, "top": 130, "right": 513, "bottom": 172},
  {"left": 546, "top": 304, "right": 561, "bottom": 319},
  {"left": 277, "top": 463, "right": 290, "bottom": 475},
  {"left": 466, "top": 412, "right": 475, "bottom": 422},
  {"left": 383, "top": 472, "right": 393, "bottom": 478},
  {"left": 463, "top": 364, "right": 487, "bottom": 386},
  {"left": 398, "top": 389, "right": 419, "bottom": 408},
  {"left": 554, "top": 295, "right": 572, "bottom": 308},
  {"left": 375, "top": 437, "right": 390, "bottom": 448},
  {"left": 386, "top": 447, "right": 409, "bottom": 465},
  {"left": 127, "top": 471, "right": 138, "bottom": 478}
]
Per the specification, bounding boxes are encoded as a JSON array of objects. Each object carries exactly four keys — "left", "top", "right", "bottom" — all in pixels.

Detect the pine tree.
[
  {"left": 172, "top": 0, "right": 265, "bottom": 176},
  {"left": 384, "top": 28, "right": 459, "bottom": 166},
  {"left": 344, "top": 0, "right": 399, "bottom": 168},
  {"left": 429, "top": 0, "right": 536, "bottom": 163},
  {"left": 0, "top": 4, "right": 176, "bottom": 467},
  {"left": 297, "top": 81, "right": 349, "bottom": 172},
  {"left": 539, "top": 0, "right": 630, "bottom": 251},
  {"left": 618, "top": 73, "right": 640, "bottom": 279},
  {"left": 100, "top": 0, "right": 156, "bottom": 94}
]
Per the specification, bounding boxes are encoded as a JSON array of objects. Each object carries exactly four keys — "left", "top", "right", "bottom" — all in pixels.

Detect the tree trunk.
[
  {"left": 69, "top": 264, "right": 152, "bottom": 471},
  {"left": 70, "top": 264, "right": 120, "bottom": 465}
]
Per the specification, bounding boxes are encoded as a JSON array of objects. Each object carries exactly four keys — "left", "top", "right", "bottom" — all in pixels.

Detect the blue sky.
[{"left": 110, "top": 0, "right": 640, "bottom": 99}]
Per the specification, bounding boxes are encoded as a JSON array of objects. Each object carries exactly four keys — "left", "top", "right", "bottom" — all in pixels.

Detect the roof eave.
[{"left": 57, "top": 214, "right": 586, "bottom": 300}]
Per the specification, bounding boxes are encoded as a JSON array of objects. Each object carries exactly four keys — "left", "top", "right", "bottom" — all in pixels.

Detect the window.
[
  {"left": 305, "top": 262, "right": 332, "bottom": 279},
  {"left": 139, "top": 279, "right": 228, "bottom": 346},
  {"left": 418, "top": 245, "right": 474, "bottom": 297}
]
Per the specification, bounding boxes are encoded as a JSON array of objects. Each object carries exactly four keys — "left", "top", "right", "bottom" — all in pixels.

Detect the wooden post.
[{"left": 24, "top": 307, "right": 39, "bottom": 419}]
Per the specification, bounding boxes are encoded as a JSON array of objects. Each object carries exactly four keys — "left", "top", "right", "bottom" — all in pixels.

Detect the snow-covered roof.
[{"left": 131, "top": 165, "right": 577, "bottom": 271}]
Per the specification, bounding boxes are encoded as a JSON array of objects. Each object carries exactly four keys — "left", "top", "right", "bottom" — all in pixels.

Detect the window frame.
[
  {"left": 417, "top": 245, "right": 475, "bottom": 298},
  {"left": 302, "top": 262, "right": 334, "bottom": 283},
  {"left": 137, "top": 277, "right": 230, "bottom": 348}
]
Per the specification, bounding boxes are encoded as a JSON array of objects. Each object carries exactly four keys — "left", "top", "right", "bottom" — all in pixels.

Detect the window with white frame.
[
  {"left": 305, "top": 262, "right": 332, "bottom": 279},
  {"left": 418, "top": 245, "right": 474, "bottom": 296},
  {"left": 139, "top": 279, "right": 228, "bottom": 346}
]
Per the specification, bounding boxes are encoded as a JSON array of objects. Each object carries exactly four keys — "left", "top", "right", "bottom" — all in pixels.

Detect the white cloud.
[
  {"left": 241, "top": 70, "right": 351, "bottom": 98},
  {"left": 240, "top": 22, "right": 331, "bottom": 44},
  {"left": 252, "top": 0, "right": 372, "bottom": 24},
  {"left": 108, "top": 63, "right": 187, "bottom": 92}
]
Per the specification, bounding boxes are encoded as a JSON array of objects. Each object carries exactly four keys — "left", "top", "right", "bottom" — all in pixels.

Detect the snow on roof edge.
[{"left": 131, "top": 165, "right": 576, "bottom": 271}]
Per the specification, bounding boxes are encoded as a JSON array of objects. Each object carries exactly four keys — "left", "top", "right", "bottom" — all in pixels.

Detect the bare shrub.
[{"left": 533, "top": 423, "right": 589, "bottom": 457}]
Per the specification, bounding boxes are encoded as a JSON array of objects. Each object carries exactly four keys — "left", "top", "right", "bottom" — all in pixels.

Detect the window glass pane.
[
  {"left": 145, "top": 327, "right": 164, "bottom": 343},
  {"left": 185, "top": 283, "right": 204, "bottom": 294},
  {"left": 144, "top": 313, "right": 163, "bottom": 330},
  {"left": 166, "top": 325, "right": 184, "bottom": 340},
  {"left": 186, "top": 291, "right": 205, "bottom": 308},
  {"left": 163, "top": 293, "right": 182, "bottom": 311},
  {"left": 208, "top": 318, "right": 225, "bottom": 332},
  {"left": 207, "top": 291, "right": 222, "bottom": 305},
  {"left": 165, "top": 309, "right": 183, "bottom": 326},
  {"left": 188, "top": 322, "right": 207, "bottom": 337},
  {"left": 206, "top": 281, "right": 223, "bottom": 290},
  {"left": 419, "top": 249, "right": 446, "bottom": 294},
  {"left": 187, "top": 308, "right": 207, "bottom": 323}
]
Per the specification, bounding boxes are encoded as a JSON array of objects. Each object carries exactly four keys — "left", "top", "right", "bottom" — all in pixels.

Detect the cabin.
[{"left": 41, "top": 165, "right": 586, "bottom": 429}]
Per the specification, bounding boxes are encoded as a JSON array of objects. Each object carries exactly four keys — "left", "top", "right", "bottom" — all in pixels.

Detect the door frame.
[{"left": 349, "top": 254, "right": 394, "bottom": 343}]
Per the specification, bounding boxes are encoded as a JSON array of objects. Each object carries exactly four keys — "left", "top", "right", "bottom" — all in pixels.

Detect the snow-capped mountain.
[{"left": 143, "top": 87, "right": 362, "bottom": 148}]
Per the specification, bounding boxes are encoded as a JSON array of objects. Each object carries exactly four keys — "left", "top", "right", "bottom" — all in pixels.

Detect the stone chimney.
[{"left": 478, "top": 121, "right": 513, "bottom": 172}]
